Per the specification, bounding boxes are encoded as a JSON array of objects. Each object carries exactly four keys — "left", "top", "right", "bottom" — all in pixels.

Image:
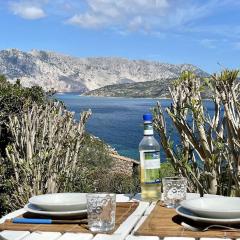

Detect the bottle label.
[
  {"left": 140, "top": 151, "right": 161, "bottom": 184},
  {"left": 144, "top": 123, "right": 153, "bottom": 135}
]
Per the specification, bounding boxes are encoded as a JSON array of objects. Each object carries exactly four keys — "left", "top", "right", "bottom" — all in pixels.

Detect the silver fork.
[{"left": 181, "top": 222, "right": 240, "bottom": 232}]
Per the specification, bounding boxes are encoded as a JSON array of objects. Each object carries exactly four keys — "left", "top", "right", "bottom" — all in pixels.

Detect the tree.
[{"left": 153, "top": 70, "right": 240, "bottom": 196}]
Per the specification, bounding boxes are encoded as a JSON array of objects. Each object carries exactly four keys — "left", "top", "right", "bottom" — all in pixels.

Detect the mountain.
[
  {"left": 0, "top": 49, "right": 208, "bottom": 93},
  {"left": 84, "top": 79, "right": 173, "bottom": 98},
  {"left": 84, "top": 77, "right": 213, "bottom": 98}
]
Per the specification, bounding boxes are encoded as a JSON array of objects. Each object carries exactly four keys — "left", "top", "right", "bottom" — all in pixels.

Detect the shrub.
[
  {"left": 0, "top": 76, "right": 50, "bottom": 157},
  {"left": 0, "top": 76, "right": 140, "bottom": 216},
  {"left": 94, "top": 166, "right": 141, "bottom": 194},
  {"left": 1, "top": 102, "right": 141, "bottom": 214},
  {"left": 159, "top": 162, "right": 176, "bottom": 178},
  {"left": 0, "top": 76, "right": 53, "bottom": 214},
  {"left": 153, "top": 70, "right": 240, "bottom": 196},
  {"left": 1, "top": 102, "right": 92, "bottom": 211},
  {"left": 1, "top": 100, "right": 127, "bottom": 214}
]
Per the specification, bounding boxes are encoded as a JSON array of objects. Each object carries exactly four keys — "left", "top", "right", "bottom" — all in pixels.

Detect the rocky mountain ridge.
[{"left": 0, "top": 49, "right": 208, "bottom": 92}]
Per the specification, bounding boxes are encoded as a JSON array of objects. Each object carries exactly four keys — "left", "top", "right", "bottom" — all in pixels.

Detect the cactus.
[
  {"left": 153, "top": 70, "right": 240, "bottom": 196},
  {"left": 2, "top": 102, "right": 92, "bottom": 209}
]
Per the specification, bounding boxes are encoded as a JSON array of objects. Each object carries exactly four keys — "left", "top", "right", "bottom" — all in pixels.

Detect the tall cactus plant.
[
  {"left": 153, "top": 70, "right": 240, "bottom": 196},
  {"left": 3, "top": 102, "right": 91, "bottom": 208}
]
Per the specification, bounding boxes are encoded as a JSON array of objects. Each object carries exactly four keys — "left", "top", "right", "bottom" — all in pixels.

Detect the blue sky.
[{"left": 0, "top": 0, "right": 240, "bottom": 73}]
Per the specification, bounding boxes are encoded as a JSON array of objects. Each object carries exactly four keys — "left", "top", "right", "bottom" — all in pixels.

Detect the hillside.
[
  {"left": 84, "top": 77, "right": 214, "bottom": 98},
  {"left": 0, "top": 49, "right": 208, "bottom": 92},
  {"left": 84, "top": 78, "right": 173, "bottom": 98}
]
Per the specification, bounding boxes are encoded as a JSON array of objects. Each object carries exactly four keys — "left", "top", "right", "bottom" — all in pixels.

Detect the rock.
[{"left": 0, "top": 49, "right": 208, "bottom": 93}]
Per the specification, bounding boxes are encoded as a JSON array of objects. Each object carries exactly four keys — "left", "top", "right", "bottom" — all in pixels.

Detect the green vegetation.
[
  {"left": 84, "top": 78, "right": 173, "bottom": 98},
  {"left": 154, "top": 69, "right": 240, "bottom": 196},
  {"left": 0, "top": 76, "right": 52, "bottom": 214},
  {"left": 0, "top": 75, "right": 50, "bottom": 157},
  {"left": 159, "top": 162, "right": 176, "bottom": 178},
  {"left": 84, "top": 77, "right": 212, "bottom": 99},
  {"left": 0, "top": 76, "right": 139, "bottom": 216}
]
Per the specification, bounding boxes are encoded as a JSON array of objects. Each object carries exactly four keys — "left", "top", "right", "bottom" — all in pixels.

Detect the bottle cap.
[{"left": 143, "top": 113, "right": 152, "bottom": 121}]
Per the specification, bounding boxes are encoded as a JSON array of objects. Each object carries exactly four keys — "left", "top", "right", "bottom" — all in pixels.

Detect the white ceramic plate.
[
  {"left": 29, "top": 193, "right": 87, "bottom": 212},
  {"left": 180, "top": 197, "right": 240, "bottom": 219},
  {"left": 176, "top": 206, "right": 240, "bottom": 224},
  {"left": 24, "top": 203, "right": 87, "bottom": 217}
]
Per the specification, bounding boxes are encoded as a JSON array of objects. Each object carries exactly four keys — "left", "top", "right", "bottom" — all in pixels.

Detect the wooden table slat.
[{"left": 135, "top": 203, "right": 240, "bottom": 239}]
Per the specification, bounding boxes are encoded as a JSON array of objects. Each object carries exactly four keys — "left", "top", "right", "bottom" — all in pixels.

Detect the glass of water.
[
  {"left": 162, "top": 177, "right": 187, "bottom": 208},
  {"left": 87, "top": 193, "right": 116, "bottom": 232}
]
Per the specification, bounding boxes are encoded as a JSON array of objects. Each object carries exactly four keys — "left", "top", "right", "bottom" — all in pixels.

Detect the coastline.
[
  {"left": 78, "top": 94, "right": 171, "bottom": 100},
  {"left": 56, "top": 92, "right": 212, "bottom": 101},
  {"left": 55, "top": 91, "right": 171, "bottom": 100}
]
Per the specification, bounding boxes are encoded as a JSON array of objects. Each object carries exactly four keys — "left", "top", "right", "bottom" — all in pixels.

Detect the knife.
[{"left": 12, "top": 218, "right": 88, "bottom": 224}]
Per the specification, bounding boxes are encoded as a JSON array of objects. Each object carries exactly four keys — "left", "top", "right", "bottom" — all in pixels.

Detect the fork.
[{"left": 181, "top": 222, "right": 240, "bottom": 232}]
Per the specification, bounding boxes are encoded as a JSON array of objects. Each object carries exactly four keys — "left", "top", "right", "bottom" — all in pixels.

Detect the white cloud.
[
  {"left": 66, "top": 0, "right": 172, "bottom": 30},
  {"left": 7, "top": 0, "right": 240, "bottom": 44},
  {"left": 68, "top": 13, "right": 108, "bottom": 28},
  {"left": 9, "top": 1, "right": 46, "bottom": 20},
  {"left": 65, "top": 0, "right": 221, "bottom": 32}
]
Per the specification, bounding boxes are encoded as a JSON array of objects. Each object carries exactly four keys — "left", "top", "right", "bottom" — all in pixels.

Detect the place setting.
[
  {"left": 171, "top": 196, "right": 240, "bottom": 239},
  {"left": 177, "top": 196, "right": 240, "bottom": 224},
  {"left": 24, "top": 192, "right": 88, "bottom": 218},
  {"left": 135, "top": 176, "right": 240, "bottom": 238},
  {"left": 0, "top": 192, "right": 138, "bottom": 234}
]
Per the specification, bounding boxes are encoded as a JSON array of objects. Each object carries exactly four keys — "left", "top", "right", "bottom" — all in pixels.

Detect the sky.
[{"left": 0, "top": 0, "right": 240, "bottom": 73}]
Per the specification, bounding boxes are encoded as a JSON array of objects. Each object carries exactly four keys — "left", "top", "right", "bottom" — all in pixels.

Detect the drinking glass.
[
  {"left": 162, "top": 177, "right": 187, "bottom": 208},
  {"left": 87, "top": 193, "right": 116, "bottom": 232}
]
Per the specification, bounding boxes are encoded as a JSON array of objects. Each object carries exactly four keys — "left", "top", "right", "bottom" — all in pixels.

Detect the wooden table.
[{"left": 0, "top": 193, "right": 228, "bottom": 240}]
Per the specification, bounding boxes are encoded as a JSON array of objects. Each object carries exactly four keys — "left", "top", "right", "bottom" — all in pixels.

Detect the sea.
[{"left": 55, "top": 93, "right": 215, "bottom": 162}]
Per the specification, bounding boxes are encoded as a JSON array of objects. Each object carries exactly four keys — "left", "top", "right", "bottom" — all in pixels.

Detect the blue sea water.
[{"left": 55, "top": 93, "right": 215, "bottom": 161}]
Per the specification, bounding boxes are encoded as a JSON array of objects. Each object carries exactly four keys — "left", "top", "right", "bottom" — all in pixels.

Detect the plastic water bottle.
[{"left": 139, "top": 113, "right": 161, "bottom": 201}]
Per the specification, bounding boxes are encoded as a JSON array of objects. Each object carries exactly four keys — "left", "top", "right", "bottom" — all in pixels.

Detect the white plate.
[
  {"left": 24, "top": 203, "right": 87, "bottom": 217},
  {"left": 176, "top": 206, "right": 240, "bottom": 224},
  {"left": 180, "top": 197, "right": 240, "bottom": 218},
  {"left": 29, "top": 193, "right": 87, "bottom": 211}
]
